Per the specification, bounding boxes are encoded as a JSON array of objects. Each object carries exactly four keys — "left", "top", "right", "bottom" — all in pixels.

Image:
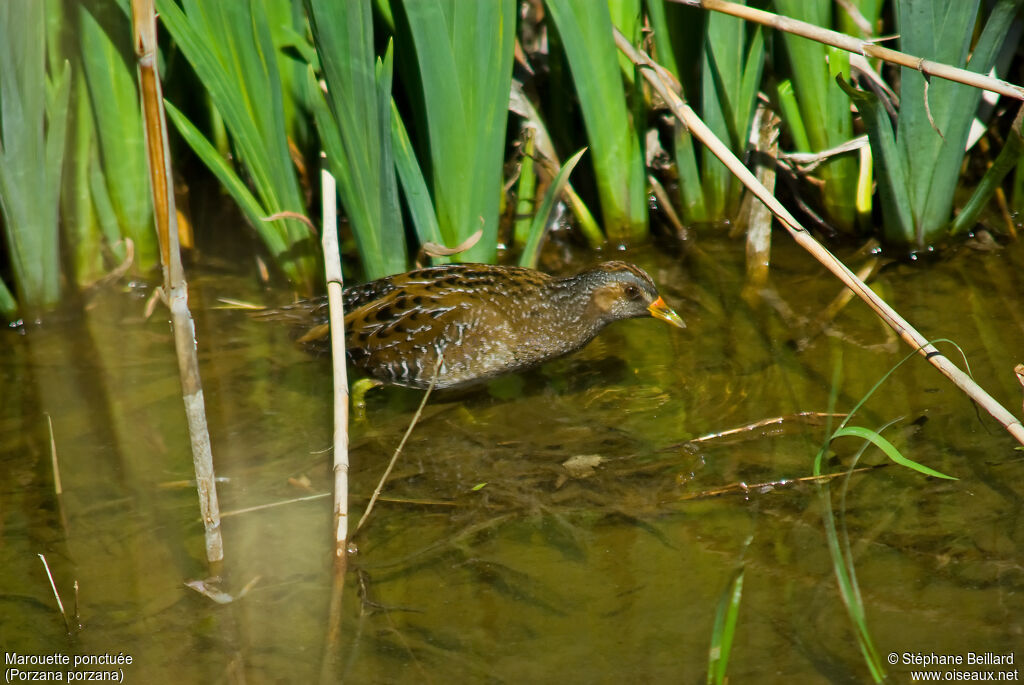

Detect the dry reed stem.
[
  {"left": 131, "top": 0, "right": 223, "bottom": 563},
  {"left": 648, "top": 174, "right": 686, "bottom": 238},
  {"left": 743, "top": 104, "right": 780, "bottom": 288},
  {"left": 320, "top": 165, "right": 350, "bottom": 561},
  {"left": 676, "top": 465, "right": 882, "bottom": 501},
  {"left": 320, "top": 164, "right": 350, "bottom": 682},
  {"left": 676, "top": 412, "right": 848, "bottom": 447},
  {"left": 671, "top": 0, "right": 1024, "bottom": 101},
  {"left": 615, "top": 30, "right": 1024, "bottom": 447}
]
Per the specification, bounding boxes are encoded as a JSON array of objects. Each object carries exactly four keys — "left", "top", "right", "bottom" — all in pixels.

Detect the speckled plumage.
[{"left": 272, "top": 261, "right": 684, "bottom": 390}]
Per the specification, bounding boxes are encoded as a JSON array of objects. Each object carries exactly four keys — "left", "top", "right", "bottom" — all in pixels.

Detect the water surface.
[{"left": 2, "top": 234, "right": 1022, "bottom": 682}]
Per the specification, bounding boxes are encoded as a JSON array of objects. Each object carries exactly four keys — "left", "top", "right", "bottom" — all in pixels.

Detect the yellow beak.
[{"left": 648, "top": 296, "right": 686, "bottom": 329}]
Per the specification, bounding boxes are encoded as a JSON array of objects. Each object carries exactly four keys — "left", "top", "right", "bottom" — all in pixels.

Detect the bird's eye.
[{"left": 624, "top": 284, "right": 640, "bottom": 299}]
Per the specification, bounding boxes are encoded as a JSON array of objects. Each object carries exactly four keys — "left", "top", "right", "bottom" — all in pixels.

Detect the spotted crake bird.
[{"left": 269, "top": 261, "right": 685, "bottom": 390}]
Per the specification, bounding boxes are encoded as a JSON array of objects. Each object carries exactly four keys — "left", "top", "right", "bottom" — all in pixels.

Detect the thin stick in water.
[
  {"left": 44, "top": 413, "right": 68, "bottom": 532},
  {"left": 354, "top": 354, "right": 444, "bottom": 536},
  {"left": 131, "top": 0, "right": 223, "bottom": 564},
  {"left": 38, "top": 554, "right": 71, "bottom": 634}
]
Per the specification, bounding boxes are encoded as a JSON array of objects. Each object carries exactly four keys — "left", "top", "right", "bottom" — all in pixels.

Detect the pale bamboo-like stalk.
[
  {"left": 614, "top": 30, "right": 1024, "bottom": 447},
  {"left": 669, "top": 0, "right": 1024, "bottom": 101},
  {"left": 131, "top": 0, "right": 223, "bottom": 563},
  {"left": 321, "top": 165, "right": 350, "bottom": 559},
  {"left": 320, "top": 165, "right": 349, "bottom": 683}
]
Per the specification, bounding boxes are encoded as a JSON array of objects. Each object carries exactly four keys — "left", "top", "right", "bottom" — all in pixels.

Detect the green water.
[{"left": 1, "top": 235, "right": 1022, "bottom": 683}]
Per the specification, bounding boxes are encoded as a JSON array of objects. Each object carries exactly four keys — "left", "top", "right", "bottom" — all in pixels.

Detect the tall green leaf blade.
[
  {"left": 78, "top": 0, "right": 157, "bottom": 272},
  {"left": 648, "top": 0, "right": 706, "bottom": 222},
  {"left": 608, "top": 0, "right": 641, "bottom": 82},
  {"left": 157, "top": 0, "right": 317, "bottom": 291},
  {"left": 306, "top": 0, "right": 406, "bottom": 278},
  {"left": 952, "top": 107, "right": 1024, "bottom": 235},
  {"left": 544, "top": 0, "right": 647, "bottom": 241},
  {"left": 0, "top": 0, "right": 68, "bottom": 316},
  {"left": 893, "top": 0, "right": 1019, "bottom": 246},
  {"left": 401, "top": 0, "right": 516, "bottom": 262},
  {"left": 519, "top": 147, "right": 587, "bottom": 268},
  {"left": 838, "top": 77, "right": 915, "bottom": 241},
  {"left": 775, "top": 0, "right": 857, "bottom": 231},
  {"left": 62, "top": 77, "right": 108, "bottom": 284},
  {"left": 0, "top": 278, "right": 15, "bottom": 320},
  {"left": 164, "top": 99, "right": 283, "bottom": 254},
  {"left": 391, "top": 99, "right": 444, "bottom": 258},
  {"left": 699, "top": 8, "right": 764, "bottom": 218},
  {"left": 895, "top": 0, "right": 980, "bottom": 227}
]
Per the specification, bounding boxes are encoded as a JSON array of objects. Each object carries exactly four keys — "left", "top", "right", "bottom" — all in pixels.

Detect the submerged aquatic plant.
[
  {"left": 813, "top": 345, "right": 960, "bottom": 681},
  {"left": 706, "top": 566, "right": 745, "bottom": 685}
]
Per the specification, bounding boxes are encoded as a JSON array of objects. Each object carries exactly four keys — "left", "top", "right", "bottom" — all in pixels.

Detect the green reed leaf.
[
  {"left": 832, "top": 426, "right": 957, "bottom": 480},
  {"left": 0, "top": 0, "right": 69, "bottom": 317},
  {"left": 545, "top": 0, "right": 647, "bottom": 241},
  {"left": 306, "top": 0, "right": 406, "bottom": 279},
  {"left": 401, "top": 0, "right": 516, "bottom": 263},
  {"left": 706, "top": 567, "right": 744, "bottom": 685},
  {"left": 157, "top": 0, "right": 317, "bottom": 292},
  {"left": 519, "top": 147, "right": 587, "bottom": 269}
]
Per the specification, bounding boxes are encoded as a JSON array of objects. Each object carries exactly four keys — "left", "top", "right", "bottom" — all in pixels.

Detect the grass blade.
[
  {"left": 401, "top": 0, "right": 516, "bottom": 263},
  {"left": 706, "top": 567, "right": 744, "bottom": 685},
  {"left": 306, "top": 0, "right": 406, "bottom": 279},
  {"left": 832, "top": 426, "right": 956, "bottom": 479},
  {"left": 157, "top": 0, "right": 318, "bottom": 292},
  {"left": 545, "top": 0, "right": 647, "bottom": 241},
  {"left": 0, "top": 0, "right": 69, "bottom": 317},
  {"left": 164, "top": 100, "right": 269, "bottom": 237},
  {"left": 518, "top": 147, "right": 587, "bottom": 268}
]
